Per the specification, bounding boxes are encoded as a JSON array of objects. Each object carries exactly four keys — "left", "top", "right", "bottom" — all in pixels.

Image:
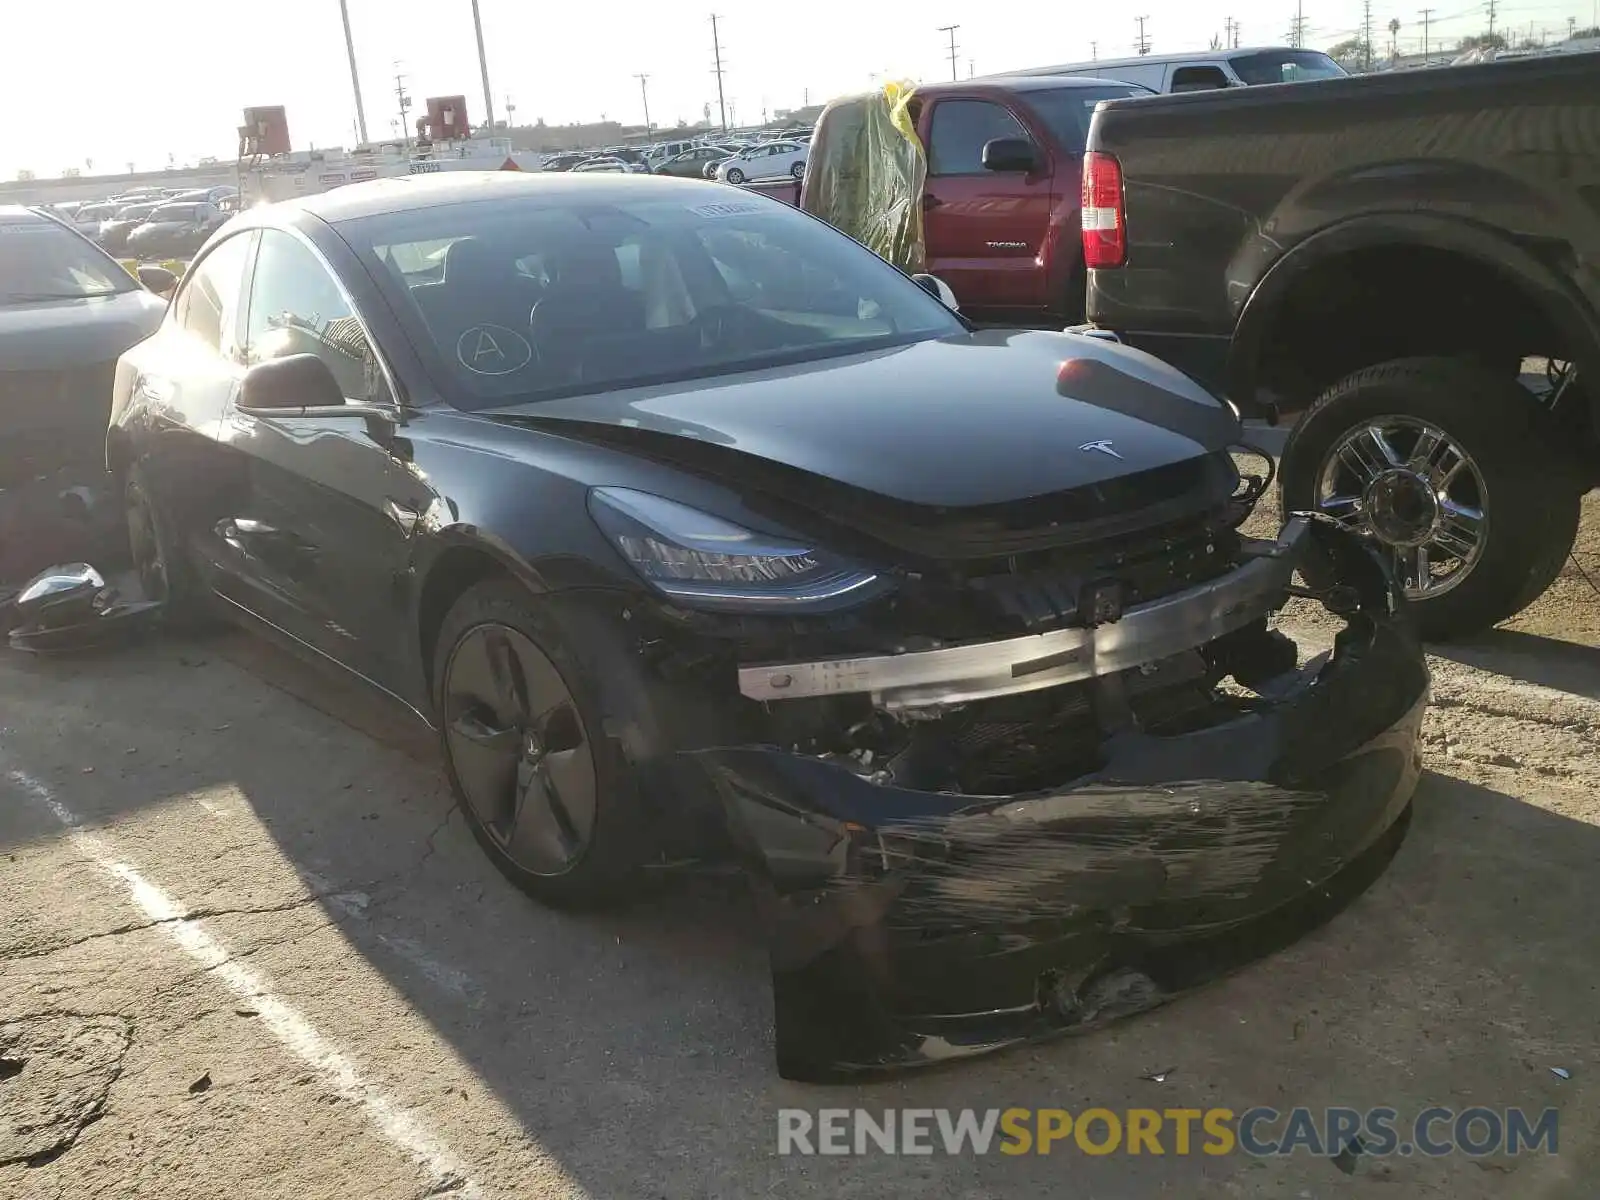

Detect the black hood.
[
  {"left": 483, "top": 329, "right": 1239, "bottom": 509},
  {"left": 482, "top": 329, "right": 1243, "bottom": 558},
  {"left": 0, "top": 290, "right": 166, "bottom": 372}
]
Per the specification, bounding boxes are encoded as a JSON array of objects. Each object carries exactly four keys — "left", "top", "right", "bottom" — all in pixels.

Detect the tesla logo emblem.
[{"left": 1079, "top": 440, "right": 1123, "bottom": 459}]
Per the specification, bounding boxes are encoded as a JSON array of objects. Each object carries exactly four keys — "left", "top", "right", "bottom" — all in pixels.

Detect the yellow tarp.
[{"left": 799, "top": 80, "right": 926, "bottom": 274}]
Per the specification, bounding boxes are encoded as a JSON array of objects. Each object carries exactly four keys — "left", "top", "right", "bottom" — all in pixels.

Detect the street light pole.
[
  {"left": 636, "top": 74, "right": 652, "bottom": 137},
  {"left": 337, "top": 0, "right": 369, "bottom": 144},
  {"left": 469, "top": 0, "right": 496, "bottom": 131}
]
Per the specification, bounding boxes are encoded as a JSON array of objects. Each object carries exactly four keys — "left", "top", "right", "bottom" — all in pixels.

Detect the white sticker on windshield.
[
  {"left": 690, "top": 201, "right": 762, "bottom": 218},
  {"left": 456, "top": 324, "right": 533, "bottom": 376}
]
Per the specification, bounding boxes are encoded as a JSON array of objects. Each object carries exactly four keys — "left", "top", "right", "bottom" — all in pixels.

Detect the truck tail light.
[{"left": 1081, "top": 152, "right": 1126, "bottom": 269}]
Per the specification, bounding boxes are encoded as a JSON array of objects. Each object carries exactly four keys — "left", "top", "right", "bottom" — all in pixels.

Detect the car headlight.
[{"left": 587, "top": 487, "right": 886, "bottom": 612}]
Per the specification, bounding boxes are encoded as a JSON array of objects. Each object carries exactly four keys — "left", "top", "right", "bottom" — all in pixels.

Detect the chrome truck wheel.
[
  {"left": 1315, "top": 417, "right": 1487, "bottom": 600},
  {"left": 1280, "top": 357, "right": 1581, "bottom": 641}
]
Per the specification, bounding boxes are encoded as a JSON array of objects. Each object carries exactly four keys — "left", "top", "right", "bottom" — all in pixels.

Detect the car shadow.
[
  {"left": 4, "top": 632, "right": 1597, "bottom": 1197},
  {"left": 1427, "top": 627, "right": 1600, "bottom": 702}
]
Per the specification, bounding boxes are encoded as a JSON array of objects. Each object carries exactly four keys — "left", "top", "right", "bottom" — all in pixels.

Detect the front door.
[
  {"left": 219, "top": 227, "right": 433, "bottom": 696},
  {"left": 920, "top": 97, "right": 1055, "bottom": 314},
  {"left": 131, "top": 229, "right": 259, "bottom": 597}
]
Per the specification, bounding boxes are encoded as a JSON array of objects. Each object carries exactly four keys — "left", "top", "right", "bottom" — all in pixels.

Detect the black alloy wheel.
[{"left": 434, "top": 580, "right": 643, "bottom": 906}]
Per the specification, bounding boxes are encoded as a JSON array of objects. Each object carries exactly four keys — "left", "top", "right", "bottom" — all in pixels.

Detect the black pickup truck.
[{"left": 1080, "top": 52, "right": 1600, "bottom": 640}]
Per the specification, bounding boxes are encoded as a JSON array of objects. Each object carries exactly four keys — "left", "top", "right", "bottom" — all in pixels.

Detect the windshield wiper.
[{"left": 0, "top": 289, "right": 126, "bottom": 304}]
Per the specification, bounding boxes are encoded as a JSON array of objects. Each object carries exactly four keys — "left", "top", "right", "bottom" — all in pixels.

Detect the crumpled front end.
[{"left": 687, "top": 517, "right": 1428, "bottom": 1081}]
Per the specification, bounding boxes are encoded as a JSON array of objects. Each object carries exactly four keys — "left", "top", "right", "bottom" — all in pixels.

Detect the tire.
[
  {"left": 124, "top": 460, "right": 205, "bottom": 623},
  {"left": 725, "top": 167, "right": 745, "bottom": 185},
  {"left": 1280, "top": 356, "right": 1583, "bottom": 642},
  {"left": 432, "top": 579, "right": 646, "bottom": 909},
  {"left": 790, "top": 161, "right": 805, "bottom": 179}
]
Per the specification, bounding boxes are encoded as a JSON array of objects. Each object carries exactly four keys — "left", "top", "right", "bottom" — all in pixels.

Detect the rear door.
[
  {"left": 218, "top": 226, "right": 431, "bottom": 692},
  {"left": 920, "top": 96, "right": 1054, "bottom": 313}
]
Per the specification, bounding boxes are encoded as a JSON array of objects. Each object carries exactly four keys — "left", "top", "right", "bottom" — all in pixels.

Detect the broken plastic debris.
[
  {"left": 1550, "top": 1067, "right": 1571, "bottom": 1080},
  {"left": 1140, "top": 1067, "right": 1175, "bottom": 1082},
  {"left": 187, "top": 1072, "right": 212, "bottom": 1094},
  {"left": 1330, "top": 1134, "right": 1367, "bottom": 1175}
]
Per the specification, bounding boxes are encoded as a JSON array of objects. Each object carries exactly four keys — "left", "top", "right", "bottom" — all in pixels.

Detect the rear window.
[
  {"left": 1022, "top": 85, "right": 1151, "bottom": 152},
  {"left": 1228, "top": 50, "right": 1346, "bottom": 84}
]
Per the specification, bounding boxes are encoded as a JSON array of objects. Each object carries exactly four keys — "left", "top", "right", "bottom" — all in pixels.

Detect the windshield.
[
  {"left": 352, "top": 191, "right": 963, "bottom": 408},
  {"left": 0, "top": 221, "right": 135, "bottom": 304},
  {"left": 1024, "top": 84, "right": 1152, "bottom": 152},
  {"left": 1228, "top": 50, "right": 1346, "bottom": 84}
]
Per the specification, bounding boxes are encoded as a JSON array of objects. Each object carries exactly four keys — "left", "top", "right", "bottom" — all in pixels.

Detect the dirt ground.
[{"left": 2, "top": 484, "right": 1598, "bottom": 1198}]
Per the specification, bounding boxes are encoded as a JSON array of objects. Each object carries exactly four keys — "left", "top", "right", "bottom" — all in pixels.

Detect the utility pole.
[
  {"left": 1420, "top": 7, "right": 1434, "bottom": 58},
  {"left": 337, "top": 0, "right": 369, "bottom": 144},
  {"left": 1091, "top": 40, "right": 1098, "bottom": 60},
  {"left": 505, "top": 94, "right": 516, "bottom": 128},
  {"left": 968, "top": 57, "right": 975, "bottom": 78},
  {"left": 1135, "top": 15, "right": 1151, "bottom": 53},
  {"left": 1486, "top": 0, "right": 1497, "bottom": 41},
  {"left": 1224, "top": 16, "right": 1234, "bottom": 46},
  {"left": 710, "top": 14, "right": 729, "bottom": 132},
  {"left": 1289, "top": 0, "right": 1306, "bottom": 48},
  {"left": 394, "top": 66, "right": 412, "bottom": 146},
  {"left": 469, "top": 0, "right": 496, "bottom": 132},
  {"left": 938, "top": 25, "right": 960, "bottom": 81},
  {"left": 1362, "top": 0, "right": 1374, "bottom": 69}
]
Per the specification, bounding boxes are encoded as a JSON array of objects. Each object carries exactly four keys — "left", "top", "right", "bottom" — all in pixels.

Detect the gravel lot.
[{"left": 2, "top": 484, "right": 1598, "bottom": 1199}]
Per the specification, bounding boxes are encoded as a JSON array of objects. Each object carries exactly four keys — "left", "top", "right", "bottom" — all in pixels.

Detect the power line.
[
  {"left": 938, "top": 24, "right": 961, "bottom": 81},
  {"left": 710, "top": 14, "right": 728, "bottom": 132},
  {"left": 1135, "top": 15, "right": 1151, "bottom": 54}
]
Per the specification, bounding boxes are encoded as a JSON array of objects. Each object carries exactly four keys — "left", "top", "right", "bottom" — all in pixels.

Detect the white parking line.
[{"left": 4, "top": 764, "right": 486, "bottom": 1200}]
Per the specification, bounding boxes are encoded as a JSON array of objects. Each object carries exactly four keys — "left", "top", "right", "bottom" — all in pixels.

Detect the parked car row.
[
  {"left": 46, "top": 184, "right": 238, "bottom": 260},
  {"left": 540, "top": 128, "right": 812, "bottom": 183}
]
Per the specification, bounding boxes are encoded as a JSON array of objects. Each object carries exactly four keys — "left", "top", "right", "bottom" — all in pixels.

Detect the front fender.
[{"left": 1227, "top": 210, "right": 1600, "bottom": 405}]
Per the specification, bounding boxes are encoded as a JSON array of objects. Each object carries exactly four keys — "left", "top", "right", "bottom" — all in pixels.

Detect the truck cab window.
[{"left": 928, "top": 100, "right": 1030, "bottom": 176}]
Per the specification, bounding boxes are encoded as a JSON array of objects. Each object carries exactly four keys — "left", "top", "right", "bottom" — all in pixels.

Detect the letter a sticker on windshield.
[{"left": 456, "top": 324, "right": 533, "bottom": 376}]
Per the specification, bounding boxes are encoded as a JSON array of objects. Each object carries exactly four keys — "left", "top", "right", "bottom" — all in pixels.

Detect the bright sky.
[{"left": 4, "top": 0, "right": 1594, "bottom": 178}]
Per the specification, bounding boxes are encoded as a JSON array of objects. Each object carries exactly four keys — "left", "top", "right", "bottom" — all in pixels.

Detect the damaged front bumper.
[{"left": 690, "top": 518, "right": 1429, "bottom": 1081}]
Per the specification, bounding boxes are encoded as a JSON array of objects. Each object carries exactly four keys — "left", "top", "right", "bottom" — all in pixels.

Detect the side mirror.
[
  {"left": 137, "top": 265, "right": 177, "bottom": 295},
  {"left": 239, "top": 353, "right": 345, "bottom": 411},
  {"left": 912, "top": 273, "right": 960, "bottom": 311},
  {"left": 981, "top": 137, "right": 1039, "bottom": 174}
]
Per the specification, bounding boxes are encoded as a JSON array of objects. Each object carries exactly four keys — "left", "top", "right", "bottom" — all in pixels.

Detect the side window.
[
  {"left": 172, "top": 231, "right": 255, "bottom": 358},
  {"left": 245, "top": 229, "right": 386, "bottom": 404},
  {"left": 927, "top": 100, "right": 1031, "bottom": 176},
  {"left": 1170, "top": 65, "right": 1231, "bottom": 92}
]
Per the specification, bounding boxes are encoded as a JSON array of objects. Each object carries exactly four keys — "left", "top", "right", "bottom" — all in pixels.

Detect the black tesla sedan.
[{"left": 109, "top": 172, "right": 1428, "bottom": 1080}]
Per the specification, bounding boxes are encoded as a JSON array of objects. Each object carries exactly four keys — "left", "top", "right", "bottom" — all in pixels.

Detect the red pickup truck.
[{"left": 744, "top": 76, "right": 1152, "bottom": 324}]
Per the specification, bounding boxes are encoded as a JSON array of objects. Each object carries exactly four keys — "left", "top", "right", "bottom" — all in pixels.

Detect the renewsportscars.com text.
[{"left": 776, "top": 1106, "right": 1559, "bottom": 1158}]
